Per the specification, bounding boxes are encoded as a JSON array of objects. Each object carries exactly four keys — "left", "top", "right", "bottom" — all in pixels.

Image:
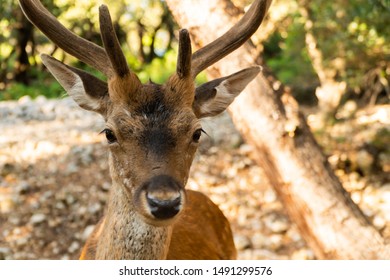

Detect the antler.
[
  {"left": 99, "top": 5, "right": 130, "bottom": 78},
  {"left": 191, "top": 0, "right": 271, "bottom": 78},
  {"left": 19, "top": 0, "right": 113, "bottom": 77},
  {"left": 20, "top": 0, "right": 269, "bottom": 84},
  {"left": 176, "top": 29, "right": 192, "bottom": 79}
]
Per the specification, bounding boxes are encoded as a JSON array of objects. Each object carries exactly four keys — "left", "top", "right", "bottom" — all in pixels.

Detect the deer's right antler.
[
  {"left": 19, "top": 0, "right": 113, "bottom": 77},
  {"left": 99, "top": 5, "right": 131, "bottom": 79}
]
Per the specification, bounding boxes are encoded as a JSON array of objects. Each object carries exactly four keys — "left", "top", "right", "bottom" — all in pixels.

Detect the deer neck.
[{"left": 95, "top": 181, "right": 173, "bottom": 260}]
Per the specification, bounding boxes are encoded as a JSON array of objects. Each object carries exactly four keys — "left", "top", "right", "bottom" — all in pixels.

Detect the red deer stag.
[{"left": 19, "top": 0, "right": 269, "bottom": 259}]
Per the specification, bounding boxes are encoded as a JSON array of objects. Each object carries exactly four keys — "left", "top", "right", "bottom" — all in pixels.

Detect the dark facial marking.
[
  {"left": 141, "top": 127, "right": 176, "bottom": 156},
  {"left": 134, "top": 84, "right": 176, "bottom": 156},
  {"left": 134, "top": 84, "right": 167, "bottom": 117}
]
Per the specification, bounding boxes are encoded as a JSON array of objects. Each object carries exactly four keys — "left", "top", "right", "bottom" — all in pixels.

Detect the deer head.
[{"left": 19, "top": 0, "right": 267, "bottom": 227}]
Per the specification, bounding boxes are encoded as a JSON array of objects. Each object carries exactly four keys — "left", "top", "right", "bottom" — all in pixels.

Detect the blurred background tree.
[
  {"left": 251, "top": 0, "right": 389, "bottom": 115},
  {"left": 0, "top": 0, "right": 389, "bottom": 114},
  {"left": 0, "top": 0, "right": 179, "bottom": 100}
]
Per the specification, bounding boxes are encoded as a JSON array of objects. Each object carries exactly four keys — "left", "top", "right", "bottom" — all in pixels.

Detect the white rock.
[
  {"left": 356, "top": 150, "right": 374, "bottom": 174},
  {"left": 18, "top": 95, "right": 32, "bottom": 105},
  {"left": 251, "top": 232, "right": 268, "bottom": 249},
  {"left": 234, "top": 235, "right": 252, "bottom": 250},
  {"left": 263, "top": 189, "right": 277, "bottom": 204},
  {"left": 291, "top": 249, "right": 315, "bottom": 260},
  {"left": 29, "top": 213, "right": 47, "bottom": 225},
  {"left": 0, "top": 247, "right": 12, "bottom": 260},
  {"left": 351, "top": 191, "right": 362, "bottom": 204},
  {"left": 373, "top": 215, "right": 386, "bottom": 230},
  {"left": 15, "top": 181, "right": 30, "bottom": 194},
  {"left": 88, "top": 202, "right": 102, "bottom": 214},
  {"left": 82, "top": 225, "right": 96, "bottom": 241},
  {"left": 0, "top": 198, "right": 15, "bottom": 214},
  {"left": 68, "top": 241, "right": 80, "bottom": 254},
  {"left": 268, "top": 234, "right": 284, "bottom": 251},
  {"left": 239, "top": 249, "right": 288, "bottom": 260},
  {"left": 264, "top": 213, "right": 289, "bottom": 234}
]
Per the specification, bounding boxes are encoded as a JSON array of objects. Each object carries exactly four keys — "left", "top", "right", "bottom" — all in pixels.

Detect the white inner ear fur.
[
  {"left": 198, "top": 81, "right": 236, "bottom": 117},
  {"left": 41, "top": 54, "right": 102, "bottom": 112},
  {"left": 67, "top": 75, "right": 102, "bottom": 112},
  {"left": 198, "top": 66, "right": 261, "bottom": 118}
]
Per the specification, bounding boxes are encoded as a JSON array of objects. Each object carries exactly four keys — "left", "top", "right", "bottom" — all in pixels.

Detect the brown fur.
[
  {"left": 108, "top": 74, "right": 141, "bottom": 103},
  {"left": 37, "top": 62, "right": 261, "bottom": 260},
  {"left": 80, "top": 190, "right": 236, "bottom": 260},
  {"left": 74, "top": 73, "right": 237, "bottom": 260},
  {"left": 21, "top": 0, "right": 264, "bottom": 262},
  {"left": 167, "top": 190, "right": 236, "bottom": 259}
]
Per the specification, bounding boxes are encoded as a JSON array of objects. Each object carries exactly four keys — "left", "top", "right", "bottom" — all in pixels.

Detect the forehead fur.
[
  {"left": 108, "top": 73, "right": 141, "bottom": 103},
  {"left": 106, "top": 74, "right": 199, "bottom": 153},
  {"left": 108, "top": 73, "right": 195, "bottom": 109},
  {"left": 107, "top": 81, "right": 199, "bottom": 137},
  {"left": 164, "top": 75, "right": 195, "bottom": 108}
]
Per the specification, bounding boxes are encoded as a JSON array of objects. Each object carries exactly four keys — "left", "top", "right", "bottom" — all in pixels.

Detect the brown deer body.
[
  {"left": 80, "top": 190, "right": 236, "bottom": 259},
  {"left": 19, "top": 0, "right": 269, "bottom": 260}
]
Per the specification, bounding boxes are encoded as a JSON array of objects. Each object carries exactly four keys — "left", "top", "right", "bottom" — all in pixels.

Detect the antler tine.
[
  {"left": 99, "top": 5, "right": 130, "bottom": 78},
  {"left": 191, "top": 0, "right": 271, "bottom": 78},
  {"left": 19, "top": 0, "right": 113, "bottom": 77},
  {"left": 176, "top": 29, "right": 192, "bottom": 79}
]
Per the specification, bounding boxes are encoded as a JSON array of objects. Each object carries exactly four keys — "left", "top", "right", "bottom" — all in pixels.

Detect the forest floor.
[{"left": 0, "top": 96, "right": 389, "bottom": 260}]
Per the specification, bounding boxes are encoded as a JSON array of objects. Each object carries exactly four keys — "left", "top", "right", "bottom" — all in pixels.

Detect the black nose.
[
  {"left": 147, "top": 195, "right": 181, "bottom": 220},
  {"left": 142, "top": 175, "right": 183, "bottom": 220}
]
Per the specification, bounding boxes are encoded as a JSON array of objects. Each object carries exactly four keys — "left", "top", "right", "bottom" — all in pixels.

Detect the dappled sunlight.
[
  {"left": 1, "top": 0, "right": 389, "bottom": 261},
  {"left": 2, "top": 140, "right": 70, "bottom": 165},
  {"left": 1, "top": 94, "right": 389, "bottom": 259},
  {"left": 0, "top": 97, "right": 312, "bottom": 259},
  {"left": 0, "top": 97, "right": 105, "bottom": 165}
]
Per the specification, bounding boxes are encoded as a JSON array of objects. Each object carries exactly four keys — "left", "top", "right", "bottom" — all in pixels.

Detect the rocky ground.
[{"left": 0, "top": 96, "right": 389, "bottom": 260}]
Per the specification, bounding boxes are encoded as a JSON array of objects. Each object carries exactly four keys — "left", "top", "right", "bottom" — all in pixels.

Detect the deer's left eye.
[
  {"left": 101, "top": 129, "right": 117, "bottom": 144},
  {"left": 192, "top": 129, "right": 203, "bottom": 143}
]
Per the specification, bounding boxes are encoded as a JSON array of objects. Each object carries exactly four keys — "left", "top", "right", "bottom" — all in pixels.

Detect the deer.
[{"left": 19, "top": 0, "right": 269, "bottom": 259}]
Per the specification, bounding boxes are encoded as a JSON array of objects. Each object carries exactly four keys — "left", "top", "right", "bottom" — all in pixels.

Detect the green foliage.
[
  {"left": 1, "top": 0, "right": 389, "bottom": 104},
  {"left": 137, "top": 49, "right": 177, "bottom": 83},
  {"left": 371, "top": 127, "right": 390, "bottom": 152},
  {"left": 309, "top": 0, "right": 390, "bottom": 87},
  {"left": 263, "top": 11, "right": 319, "bottom": 103},
  {"left": 265, "top": 16, "right": 317, "bottom": 86},
  {"left": 0, "top": 0, "right": 178, "bottom": 100},
  {"left": 1, "top": 75, "right": 64, "bottom": 101},
  {"left": 263, "top": 0, "right": 390, "bottom": 104}
]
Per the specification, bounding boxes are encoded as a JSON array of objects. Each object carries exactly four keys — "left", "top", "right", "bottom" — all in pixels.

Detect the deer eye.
[
  {"left": 192, "top": 129, "right": 203, "bottom": 143},
  {"left": 101, "top": 129, "right": 117, "bottom": 144}
]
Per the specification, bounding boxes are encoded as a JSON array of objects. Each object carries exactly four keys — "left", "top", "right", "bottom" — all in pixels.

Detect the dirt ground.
[{"left": 0, "top": 96, "right": 389, "bottom": 259}]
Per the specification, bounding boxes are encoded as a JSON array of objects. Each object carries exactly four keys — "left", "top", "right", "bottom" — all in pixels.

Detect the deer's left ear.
[
  {"left": 40, "top": 54, "right": 109, "bottom": 115},
  {"left": 193, "top": 66, "right": 261, "bottom": 118}
]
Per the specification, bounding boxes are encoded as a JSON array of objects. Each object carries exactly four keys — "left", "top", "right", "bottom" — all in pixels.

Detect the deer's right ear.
[{"left": 41, "top": 54, "right": 109, "bottom": 114}]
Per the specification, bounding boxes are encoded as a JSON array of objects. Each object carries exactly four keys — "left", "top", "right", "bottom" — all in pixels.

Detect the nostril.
[
  {"left": 146, "top": 195, "right": 181, "bottom": 220},
  {"left": 141, "top": 175, "right": 184, "bottom": 220}
]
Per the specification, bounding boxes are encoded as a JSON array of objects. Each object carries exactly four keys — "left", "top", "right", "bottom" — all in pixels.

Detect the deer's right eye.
[{"left": 102, "top": 129, "right": 117, "bottom": 144}]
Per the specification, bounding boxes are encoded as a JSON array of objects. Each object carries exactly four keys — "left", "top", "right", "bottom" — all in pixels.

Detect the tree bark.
[
  {"left": 297, "top": 0, "right": 346, "bottom": 119},
  {"left": 14, "top": 8, "right": 34, "bottom": 84},
  {"left": 166, "top": 0, "right": 390, "bottom": 259}
]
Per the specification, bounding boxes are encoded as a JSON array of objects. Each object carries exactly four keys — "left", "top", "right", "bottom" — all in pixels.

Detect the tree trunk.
[
  {"left": 297, "top": 0, "right": 346, "bottom": 119},
  {"left": 14, "top": 9, "right": 33, "bottom": 84},
  {"left": 166, "top": 0, "right": 390, "bottom": 259}
]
